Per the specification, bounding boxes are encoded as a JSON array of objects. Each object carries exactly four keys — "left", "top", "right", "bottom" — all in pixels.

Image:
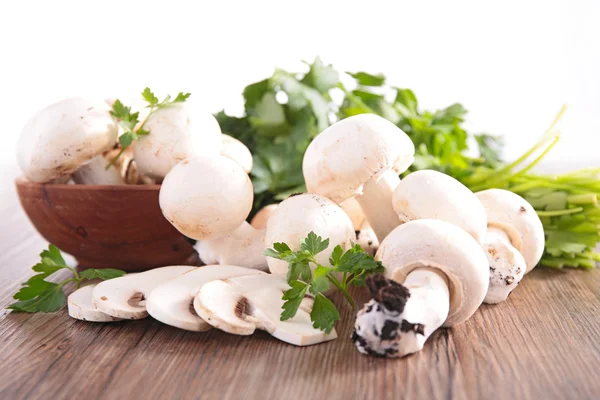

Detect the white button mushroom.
[
  {"left": 72, "top": 154, "right": 125, "bottom": 185},
  {"left": 476, "top": 189, "right": 545, "bottom": 273},
  {"left": 250, "top": 203, "right": 279, "bottom": 230},
  {"left": 68, "top": 285, "right": 121, "bottom": 322},
  {"left": 17, "top": 98, "right": 119, "bottom": 183},
  {"left": 220, "top": 134, "right": 253, "bottom": 174},
  {"left": 264, "top": 193, "right": 355, "bottom": 276},
  {"left": 194, "top": 274, "right": 338, "bottom": 346},
  {"left": 341, "top": 198, "right": 379, "bottom": 255},
  {"left": 133, "top": 104, "right": 222, "bottom": 180},
  {"left": 92, "top": 266, "right": 195, "bottom": 319},
  {"left": 392, "top": 170, "right": 488, "bottom": 242},
  {"left": 159, "top": 155, "right": 267, "bottom": 270},
  {"left": 391, "top": 170, "right": 530, "bottom": 303},
  {"left": 303, "top": 114, "right": 415, "bottom": 242},
  {"left": 353, "top": 219, "right": 489, "bottom": 358},
  {"left": 146, "top": 265, "right": 266, "bottom": 331}
]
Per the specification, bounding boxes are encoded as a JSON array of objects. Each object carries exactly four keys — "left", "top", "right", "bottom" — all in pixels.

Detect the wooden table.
[{"left": 1, "top": 167, "right": 599, "bottom": 400}]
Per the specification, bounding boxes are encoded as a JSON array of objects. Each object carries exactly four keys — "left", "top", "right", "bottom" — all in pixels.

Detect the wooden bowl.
[{"left": 15, "top": 178, "right": 198, "bottom": 272}]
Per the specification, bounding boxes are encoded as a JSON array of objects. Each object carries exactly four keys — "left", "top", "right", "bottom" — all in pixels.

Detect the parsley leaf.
[
  {"left": 265, "top": 231, "right": 384, "bottom": 333},
  {"left": 8, "top": 245, "right": 126, "bottom": 313}
]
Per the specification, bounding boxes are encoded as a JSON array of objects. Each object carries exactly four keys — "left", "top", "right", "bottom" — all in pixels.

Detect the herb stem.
[{"left": 326, "top": 274, "right": 355, "bottom": 309}]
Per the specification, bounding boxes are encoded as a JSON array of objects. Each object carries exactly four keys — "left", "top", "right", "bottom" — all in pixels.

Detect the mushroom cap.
[
  {"left": 264, "top": 194, "right": 355, "bottom": 275},
  {"left": 92, "top": 266, "right": 195, "bottom": 319},
  {"left": 376, "top": 219, "right": 489, "bottom": 327},
  {"left": 146, "top": 265, "right": 266, "bottom": 332},
  {"left": 250, "top": 204, "right": 278, "bottom": 230},
  {"left": 68, "top": 285, "right": 121, "bottom": 322},
  {"left": 159, "top": 155, "right": 254, "bottom": 240},
  {"left": 476, "top": 189, "right": 545, "bottom": 273},
  {"left": 193, "top": 274, "right": 338, "bottom": 346},
  {"left": 392, "top": 170, "right": 488, "bottom": 243},
  {"left": 303, "top": 114, "right": 415, "bottom": 203},
  {"left": 17, "top": 98, "right": 118, "bottom": 183},
  {"left": 133, "top": 103, "right": 221, "bottom": 180},
  {"left": 220, "top": 134, "right": 253, "bottom": 174}
]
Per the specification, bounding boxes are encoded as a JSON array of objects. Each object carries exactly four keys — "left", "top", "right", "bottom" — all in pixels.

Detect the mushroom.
[
  {"left": 92, "top": 266, "right": 195, "bottom": 319},
  {"left": 17, "top": 97, "right": 119, "bottom": 183},
  {"left": 194, "top": 274, "right": 338, "bottom": 346},
  {"left": 103, "top": 147, "right": 155, "bottom": 185},
  {"left": 392, "top": 170, "right": 488, "bottom": 242},
  {"left": 303, "top": 114, "right": 415, "bottom": 241},
  {"left": 391, "top": 170, "right": 530, "bottom": 303},
  {"left": 220, "top": 134, "right": 253, "bottom": 174},
  {"left": 353, "top": 219, "right": 489, "bottom": 358},
  {"left": 159, "top": 155, "right": 267, "bottom": 269},
  {"left": 341, "top": 198, "right": 379, "bottom": 255},
  {"left": 250, "top": 204, "right": 278, "bottom": 230},
  {"left": 476, "top": 189, "right": 545, "bottom": 273},
  {"left": 264, "top": 193, "right": 355, "bottom": 276},
  {"left": 72, "top": 155, "right": 125, "bottom": 185},
  {"left": 146, "top": 265, "right": 266, "bottom": 331},
  {"left": 68, "top": 284, "right": 121, "bottom": 322},
  {"left": 133, "top": 103, "right": 222, "bottom": 180}
]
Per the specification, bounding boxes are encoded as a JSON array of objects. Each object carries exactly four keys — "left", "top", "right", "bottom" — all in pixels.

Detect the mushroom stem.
[
  {"left": 481, "top": 226, "right": 526, "bottom": 304},
  {"left": 72, "top": 155, "right": 125, "bottom": 185},
  {"left": 355, "top": 170, "right": 401, "bottom": 241},
  {"left": 195, "top": 222, "right": 267, "bottom": 270},
  {"left": 397, "top": 268, "right": 450, "bottom": 355}
]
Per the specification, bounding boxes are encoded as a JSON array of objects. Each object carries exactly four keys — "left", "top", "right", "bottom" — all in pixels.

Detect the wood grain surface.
[{"left": 1, "top": 167, "right": 599, "bottom": 400}]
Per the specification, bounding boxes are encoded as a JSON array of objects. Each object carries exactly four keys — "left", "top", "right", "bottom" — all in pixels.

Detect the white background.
[{"left": 1, "top": 0, "right": 599, "bottom": 178}]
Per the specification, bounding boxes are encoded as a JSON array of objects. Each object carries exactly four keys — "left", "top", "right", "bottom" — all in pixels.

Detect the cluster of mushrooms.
[{"left": 18, "top": 98, "right": 545, "bottom": 358}]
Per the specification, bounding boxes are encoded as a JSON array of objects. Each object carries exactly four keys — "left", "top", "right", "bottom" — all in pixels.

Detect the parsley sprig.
[
  {"left": 265, "top": 232, "right": 384, "bottom": 333},
  {"left": 8, "top": 245, "right": 126, "bottom": 313},
  {"left": 106, "top": 88, "right": 191, "bottom": 168}
]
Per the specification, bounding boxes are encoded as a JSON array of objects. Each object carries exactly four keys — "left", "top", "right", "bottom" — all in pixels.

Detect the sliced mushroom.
[
  {"left": 160, "top": 155, "right": 267, "bottom": 269},
  {"left": 68, "top": 284, "right": 121, "bottom": 322},
  {"left": 303, "top": 114, "right": 414, "bottom": 241},
  {"left": 264, "top": 193, "right": 355, "bottom": 276},
  {"left": 146, "top": 265, "right": 266, "bottom": 331},
  {"left": 250, "top": 204, "right": 278, "bottom": 230},
  {"left": 353, "top": 220, "right": 489, "bottom": 358},
  {"left": 194, "top": 274, "right": 338, "bottom": 346},
  {"left": 17, "top": 98, "right": 119, "bottom": 183},
  {"left": 92, "top": 266, "right": 195, "bottom": 319},
  {"left": 221, "top": 134, "right": 253, "bottom": 174},
  {"left": 133, "top": 103, "right": 222, "bottom": 180}
]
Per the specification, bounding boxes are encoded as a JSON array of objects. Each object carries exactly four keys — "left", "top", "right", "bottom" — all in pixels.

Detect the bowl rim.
[{"left": 15, "top": 177, "right": 162, "bottom": 191}]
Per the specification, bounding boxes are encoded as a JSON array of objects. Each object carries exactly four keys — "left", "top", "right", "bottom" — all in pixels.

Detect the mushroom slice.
[
  {"left": 220, "top": 134, "right": 253, "bottom": 174},
  {"left": 68, "top": 285, "right": 122, "bottom": 322},
  {"left": 264, "top": 194, "right": 354, "bottom": 276},
  {"left": 194, "top": 274, "right": 338, "bottom": 346},
  {"left": 17, "top": 98, "right": 118, "bottom": 183},
  {"left": 476, "top": 189, "right": 545, "bottom": 273},
  {"left": 353, "top": 219, "right": 488, "bottom": 358},
  {"left": 146, "top": 265, "right": 266, "bottom": 331},
  {"left": 303, "top": 114, "right": 414, "bottom": 241},
  {"left": 93, "top": 266, "right": 195, "bottom": 319}
]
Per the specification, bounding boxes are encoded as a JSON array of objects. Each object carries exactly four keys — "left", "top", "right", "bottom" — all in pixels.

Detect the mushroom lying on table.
[
  {"left": 17, "top": 97, "right": 121, "bottom": 184},
  {"left": 353, "top": 219, "right": 489, "bottom": 358},
  {"left": 146, "top": 265, "right": 266, "bottom": 332},
  {"left": 303, "top": 113, "right": 415, "bottom": 242},
  {"left": 392, "top": 170, "right": 540, "bottom": 303},
  {"left": 160, "top": 155, "right": 267, "bottom": 270},
  {"left": 264, "top": 193, "right": 354, "bottom": 276},
  {"left": 92, "top": 266, "right": 195, "bottom": 319},
  {"left": 194, "top": 274, "right": 337, "bottom": 346}
]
